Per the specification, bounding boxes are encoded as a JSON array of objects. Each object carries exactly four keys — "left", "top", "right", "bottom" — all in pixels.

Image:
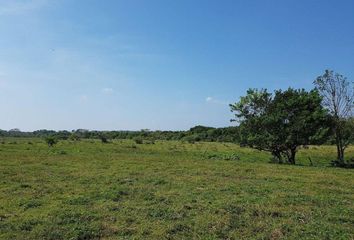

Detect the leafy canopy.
[{"left": 230, "top": 88, "right": 329, "bottom": 164}]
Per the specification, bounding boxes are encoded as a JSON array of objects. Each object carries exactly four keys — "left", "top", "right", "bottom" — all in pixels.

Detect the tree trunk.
[
  {"left": 339, "top": 140, "right": 345, "bottom": 163},
  {"left": 334, "top": 119, "right": 345, "bottom": 164},
  {"left": 285, "top": 148, "right": 297, "bottom": 164},
  {"left": 272, "top": 150, "right": 283, "bottom": 164},
  {"left": 336, "top": 140, "right": 341, "bottom": 161},
  {"left": 289, "top": 148, "right": 297, "bottom": 165}
]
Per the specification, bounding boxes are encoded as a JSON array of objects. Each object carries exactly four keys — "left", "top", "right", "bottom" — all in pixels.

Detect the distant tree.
[
  {"left": 230, "top": 88, "right": 329, "bottom": 164},
  {"left": 69, "top": 133, "right": 81, "bottom": 141},
  {"left": 189, "top": 125, "right": 215, "bottom": 134},
  {"left": 314, "top": 70, "right": 354, "bottom": 164},
  {"left": 138, "top": 129, "right": 150, "bottom": 138},
  {"left": 34, "top": 129, "right": 56, "bottom": 138},
  {"left": 56, "top": 130, "right": 71, "bottom": 140},
  {"left": 45, "top": 136, "right": 58, "bottom": 147},
  {"left": 9, "top": 128, "right": 20, "bottom": 132},
  {"left": 99, "top": 135, "right": 109, "bottom": 143}
]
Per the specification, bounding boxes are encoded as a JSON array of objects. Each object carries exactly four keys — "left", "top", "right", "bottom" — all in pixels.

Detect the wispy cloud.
[
  {"left": 205, "top": 97, "right": 213, "bottom": 102},
  {"left": 101, "top": 87, "right": 114, "bottom": 95},
  {"left": 79, "top": 95, "right": 88, "bottom": 103},
  {"left": 205, "top": 96, "right": 228, "bottom": 105},
  {"left": 0, "top": 0, "right": 47, "bottom": 16}
]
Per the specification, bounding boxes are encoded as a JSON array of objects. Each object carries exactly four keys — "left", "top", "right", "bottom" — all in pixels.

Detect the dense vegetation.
[
  {"left": 0, "top": 139, "right": 353, "bottom": 239},
  {"left": 0, "top": 126, "right": 241, "bottom": 144},
  {"left": 230, "top": 88, "right": 330, "bottom": 164},
  {"left": 229, "top": 70, "right": 353, "bottom": 166}
]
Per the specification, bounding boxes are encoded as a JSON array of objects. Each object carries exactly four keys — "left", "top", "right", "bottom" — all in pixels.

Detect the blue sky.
[{"left": 1, "top": 0, "right": 353, "bottom": 131}]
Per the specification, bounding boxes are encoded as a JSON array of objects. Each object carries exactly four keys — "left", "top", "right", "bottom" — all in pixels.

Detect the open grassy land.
[{"left": 0, "top": 139, "right": 353, "bottom": 239}]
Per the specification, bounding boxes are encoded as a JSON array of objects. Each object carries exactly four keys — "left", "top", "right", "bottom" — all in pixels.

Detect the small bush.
[
  {"left": 331, "top": 159, "right": 354, "bottom": 168},
  {"left": 69, "top": 133, "right": 81, "bottom": 141},
  {"left": 100, "top": 135, "right": 109, "bottom": 143},
  {"left": 205, "top": 153, "right": 240, "bottom": 161},
  {"left": 183, "top": 136, "right": 195, "bottom": 144},
  {"left": 134, "top": 138, "right": 143, "bottom": 144},
  {"left": 145, "top": 139, "right": 155, "bottom": 144},
  {"left": 45, "top": 136, "right": 58, "bottom": 147}
]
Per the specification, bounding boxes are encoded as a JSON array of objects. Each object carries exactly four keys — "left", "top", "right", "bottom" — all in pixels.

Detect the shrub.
[
  {"left": 69, "top": 133, "right": 81, "bottom": 141},
  {"left": 134, "top": 138, "right": 143, "bottom": 144},
  {"left": 145, "top": 139, "right": 155, "bottom": 144},
  {"left": 99, "top": 135, "right": 109, "bottom": 143},
  {"left": 183, "top": 136, "right": 195, "bottom": 144},
  {"left": 45, "top": 136, "right": 58, "bottom": 147}
]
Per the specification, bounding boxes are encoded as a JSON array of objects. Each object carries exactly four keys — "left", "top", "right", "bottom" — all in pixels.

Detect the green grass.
[{"left": 0, "top": 138, "right": 353, "bottom": 239}]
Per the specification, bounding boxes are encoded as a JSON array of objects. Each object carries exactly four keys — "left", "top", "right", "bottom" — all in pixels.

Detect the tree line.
[{"left": 0, "top": 126, "right": 241, "bottom": 144}]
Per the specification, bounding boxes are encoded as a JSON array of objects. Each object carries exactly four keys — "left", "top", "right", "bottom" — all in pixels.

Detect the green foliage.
[
  {"left": 134, "top": 137, "right": 143, "bottom": 144},
  {"left": 343, "top": 118, "right": 354, "bottom": 145},
  {"left": 44, "top": 136, "right": 58, "bottom": 147},
  {"left": 69, "top": 133, "right": 80, "bottom": 141},
  {"left": 0, "top": 126, "right": 241, "bottom": 143},
  {"left": 99, "top": 134, "right": 109, "bottom": 143},
  {"left": 231, "top": 88, "right": 329, "bottom": 164},
  {"left": 182, "top": 135, "right": 196, "bottom": 144},
  {"left": 189, "top": 125, "right": 214, "bottom": 134},
  {"left": 331, "top": 117, "right": 354, "bottom": 166}
]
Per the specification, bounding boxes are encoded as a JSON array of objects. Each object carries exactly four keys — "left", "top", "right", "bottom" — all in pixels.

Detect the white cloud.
[
  {"left": 0, "top": 0, "right": 47, "bottom": 16},
  {"left": 205, "top": 96, "right": 228, "bottom": 105},
  {"left": 101, "top": 87, "right": 114, "bottom": 95}
]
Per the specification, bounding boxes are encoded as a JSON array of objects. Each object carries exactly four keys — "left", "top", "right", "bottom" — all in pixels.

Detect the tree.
[
  {"left": 69, "top": 133, "right": 81, "bottom": 141},
  {"left": 314, "top": 70, "right": 354, "bottom": 164},
  {"left": 99, "top": 135, "right": 109, "bottom": 143},
  {"left": 45, "top": 136, "right": 58, "bottom": 147},
  {"left": 230, "top": 88, "right": 329, "bottom": 164}
]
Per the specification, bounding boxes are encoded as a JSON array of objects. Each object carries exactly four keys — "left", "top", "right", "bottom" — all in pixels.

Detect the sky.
[{"left": 0, "top": 0, "right": 354, "bottom": 131}]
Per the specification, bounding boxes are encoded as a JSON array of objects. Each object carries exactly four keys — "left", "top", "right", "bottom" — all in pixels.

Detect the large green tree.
[
  {"left": 230, "top": 88, "right": 329, "bottom": 164},
  {"left": 314, "top": 70, "right": 354, "bottom": 164}
]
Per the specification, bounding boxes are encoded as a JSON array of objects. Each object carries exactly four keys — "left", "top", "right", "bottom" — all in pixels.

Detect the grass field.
[{"left": 0, "top": 138, "right": 353, "bottom": 239}]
